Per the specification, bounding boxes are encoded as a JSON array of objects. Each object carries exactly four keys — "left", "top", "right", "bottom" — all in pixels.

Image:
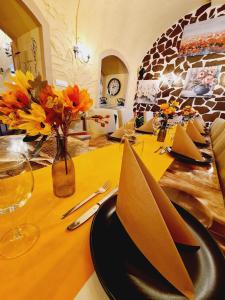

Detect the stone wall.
[{"left": 134, "top": 3, "right": 225, "bottom": 123}]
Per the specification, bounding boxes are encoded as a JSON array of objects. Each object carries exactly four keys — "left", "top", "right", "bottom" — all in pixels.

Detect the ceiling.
[
  {"left": 101, "top": 55, "right": 128, "bottom": 75},
  {"left": 0, "top": 0, "right": 39, "bottom": 39}
]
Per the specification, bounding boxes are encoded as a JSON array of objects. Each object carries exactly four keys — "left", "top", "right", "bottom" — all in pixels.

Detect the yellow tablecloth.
[{"left": 0, "top": 135, "right": 174, "bottom": 300}]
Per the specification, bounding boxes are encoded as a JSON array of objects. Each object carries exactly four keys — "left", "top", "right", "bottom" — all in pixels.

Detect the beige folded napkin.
[
  {"left": 111, "top": 118, "right": 135, "bottom": 138},
  {"left": 186, "top": 121, "right": 206, "bottom": 144},
  {"left": 193, "top": 119, "right": 205, "bottom": 134},
  {"left": 172, "top": 125, "right": 204, "bottom": 161},
  {"left": 137, "top": 118, "right": 153, "bottom": 133},
  {"left": 110, "top": 127, "right": 125, "bottom": 138},
  {"left": 196, "top": 116, "right": 205, "bottom": 127},
  {"left": 116, "top": 140, "right": 198, "bottom": 300}
]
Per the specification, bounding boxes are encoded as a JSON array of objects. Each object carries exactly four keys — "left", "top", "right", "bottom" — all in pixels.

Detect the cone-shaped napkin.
[
  {"left": 116, "top": 140, "right": 198, "bottom": 300},
  {"left": 137, "top": 118, "right": 153, "bottom": 133},
  {"left": 186, "top": 121, "right": 206, "bottom": 144},
  {"left": 172, "top": 125, "right": 204, "bottom": 161},
  {"left": 111, "top": 118, "right": 135, "bottom": 138},
  {"left": 193, "top": 119, "right": 205, "bottom": 134},
  {"left": 196, "top": 116, "right": 205, "bottom": 127},
  {"left": 110, "top": 127, "right": 125, "bottom": 138}
]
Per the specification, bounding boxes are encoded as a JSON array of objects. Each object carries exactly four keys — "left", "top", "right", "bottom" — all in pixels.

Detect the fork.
[
  {"left": 159, "top": 147, "right": 170, "bottom": 155},
  {"left": 61, "top": 181, "right": 111, "bottom": 219}
]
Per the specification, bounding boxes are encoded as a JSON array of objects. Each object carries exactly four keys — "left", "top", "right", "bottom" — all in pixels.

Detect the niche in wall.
[
  {"left": 135, "top": 3, "right": 225, "bottom": 123},
  {"left": 99, "top": 55, "right": 128, "bottom": 108}
]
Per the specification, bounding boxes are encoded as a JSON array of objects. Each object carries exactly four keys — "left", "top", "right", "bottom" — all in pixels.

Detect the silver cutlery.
[
  {"left": 67, "top": 187, "right": 118, "bottom": 230},
  {"left": 154, "top": 146, "right": 163, "bottom": 153},
  {"left": 61, "top": 180, "right": 110, "bottom": 219},
  {"left": 159, "top": 147, "right": 170, "bottom": 155}
]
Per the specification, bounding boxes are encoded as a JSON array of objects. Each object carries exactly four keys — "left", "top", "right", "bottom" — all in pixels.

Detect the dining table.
[{"left": 0, "top": 132, "right": 224, "bottom": 300}]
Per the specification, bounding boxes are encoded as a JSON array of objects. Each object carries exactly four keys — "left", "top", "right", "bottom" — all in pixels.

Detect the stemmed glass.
[{"left": 0, "top": 151, "right": 39, "bottom": 259}]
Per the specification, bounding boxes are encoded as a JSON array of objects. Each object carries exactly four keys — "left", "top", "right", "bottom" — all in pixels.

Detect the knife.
[{"left": 67, "top": 187, "right": 118, "bottom": 231}]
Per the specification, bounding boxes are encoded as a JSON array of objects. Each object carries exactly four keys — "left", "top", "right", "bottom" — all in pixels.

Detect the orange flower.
[
  {"left": 160, "top": 103, "right": 169, "bottom": 110},
  {"left": 64, "top": 85, "right": 80, "bottom": 106},
  {"left": 0, "top": 90, "right": 30, "bottom": 115}
]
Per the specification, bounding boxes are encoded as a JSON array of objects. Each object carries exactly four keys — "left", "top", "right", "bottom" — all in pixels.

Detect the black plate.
[
  {"left": 167, "top": 147, "right": 212, "bottom": 165},
  {"left": 107, "top": 133, "right": 122, "bottom": 142},
  {"left": 135, "top": 129, "right": 153, "bottom": 134},
  {"left": 90, "top": 196, "right": 225, "bottom": 300},
  {"left": 194, "top": 140, "right": 210, "bottom": 148}
]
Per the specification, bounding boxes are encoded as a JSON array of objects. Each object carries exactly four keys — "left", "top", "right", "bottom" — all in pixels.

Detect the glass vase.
[
  {"left": 52, "top": 135, "right": 75, "bottom": 198},
  {"left": 157, "top": 120, "right": 167, "bottom": 143}
]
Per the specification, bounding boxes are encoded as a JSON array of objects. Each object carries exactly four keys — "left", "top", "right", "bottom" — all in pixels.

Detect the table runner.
[{"left": 0, "top": 135, "right": 174, "bottom": 300}]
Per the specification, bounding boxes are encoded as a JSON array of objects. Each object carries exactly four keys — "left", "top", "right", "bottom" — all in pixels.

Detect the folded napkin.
[
  {"left": 196, "top": 116, "right": 205, "bottom": 127},
  {"left": 186, "top": 121, "right": 206, "bottom": 144},
  {"left": 111, "top": 118, "right": 135, "bottom": 138},
  {"left": 116, "top": 140, "right": 199, "bottom": 300},
  {"left": 137, "top": 118, "right": 153, "bottom": 133},
  {"left": 172, "top": 125, "right": 204, "bottom": 161},
  {"left": 193, "top": 119, "right": 205, "bottom": 134},
  {"left": 110, "top": 127, "right": 126, "bottom": 138}
]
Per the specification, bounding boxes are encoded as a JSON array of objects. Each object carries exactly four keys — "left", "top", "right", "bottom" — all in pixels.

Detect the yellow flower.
[
  {"left": 0, "top": 112, "right": 21, "bottom": 129},
  {"left": 4, "top": 70, "right": 34, "bottom": 94},
  {"left": 160, "top": 103, "right": 169, "bottom": 110},
  {"left": 163, "top": 107, "right": 176, "bottom": 115},
  {"left": 17, "top": 103, "right": 51, "bottom": 136},
  {"left": 171, "top": 100, "right": 179, "bottom": 107}
]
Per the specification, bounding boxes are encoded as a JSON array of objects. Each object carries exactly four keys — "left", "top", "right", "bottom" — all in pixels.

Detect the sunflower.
[
  {"left": 17, "top": 103, "right": 51, "bottom": 136},
  {"left": 4, "top": 70, "right": 34, "bottom": 94}
]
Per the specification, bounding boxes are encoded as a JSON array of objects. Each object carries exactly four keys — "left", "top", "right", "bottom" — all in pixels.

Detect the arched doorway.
[
  {"left": 0, "top": 0, "right": 52, "bottom": 82},
  {"left": 98, "top": 50, "right": 130, "bottom": 109}
]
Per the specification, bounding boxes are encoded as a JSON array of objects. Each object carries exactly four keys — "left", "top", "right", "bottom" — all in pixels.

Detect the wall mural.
[{"left": 134, "top": 3, "right": 225, "bottom": 123}]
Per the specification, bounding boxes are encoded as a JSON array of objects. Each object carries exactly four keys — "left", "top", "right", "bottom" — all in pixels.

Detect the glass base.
[{"left": 0, "top": 223, "right": 40, "bottom": 259}]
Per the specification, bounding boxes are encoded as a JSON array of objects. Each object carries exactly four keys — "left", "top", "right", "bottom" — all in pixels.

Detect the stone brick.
[
  {"left": 203, "top": 112, "right": 220, "bottom": 122},
  {"left": 152, "top": 65, "right": 164, "bottom": 72},
  {"left": 214, "top": 88, "right": 224, "bottom": 95},
  {"left": 194, "top": 106, "right": 210, "bottom": 114},
  {"left": 192, "top": 61, "right": 203, "bottom": 68},
  {"left": 214, "top": 101, "right": 225, "bottom": 111},
  {"left": 205, "top": 60, "right": 225, "bottom": 67},
  {"left": 199, "top": 12, "right": 208, "bottom": 21},
  {"left": 195, "top": 3, "right": 211, "bottom": 17},
  {"left": 163, "top": 64, "right": 174, "bottom": 74},
  {"left": 169, "top": 25, "right": 182, "bottom": 38},
  {"left": 206, "top": 100, "right": 216, "bottom": 108},
  {"left": 187, "top": 55, "right": 204, "bottom": 63},
  {"left": 180, "top": 98, "right": 194, "bottom": 108},
  {"left": 194, "top": 98, "right": 205, "bottom": 105}
]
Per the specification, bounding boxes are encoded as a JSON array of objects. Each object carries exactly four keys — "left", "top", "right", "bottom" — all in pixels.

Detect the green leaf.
[{"left": 23, "top": 135, "right": 40, "bottom": 142}]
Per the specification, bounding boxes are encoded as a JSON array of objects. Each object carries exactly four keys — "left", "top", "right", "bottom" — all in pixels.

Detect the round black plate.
[
  {"left": 167, "top": 147, "right": 212, "bottom": 165},
  {"left": 194, "top": 140, "right": 210, "bottom": 148},
  {"left": 135, "top": 129, "right": 153, "bottom": 134},
  {"left": 90, "top": 196, "right": 225, "bottom": 300},
  {"left": 107, "top": 133, "right": 122, "bottom": 142}
]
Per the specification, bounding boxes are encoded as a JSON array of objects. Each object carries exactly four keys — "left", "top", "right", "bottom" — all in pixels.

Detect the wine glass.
[{"left": 0, "top": 151, "right": 39, "bottom": 259}]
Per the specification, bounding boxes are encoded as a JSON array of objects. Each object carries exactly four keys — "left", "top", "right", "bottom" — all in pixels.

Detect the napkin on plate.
[
  {"left": 172, "top": 125, "right": 204, "bottom": 161},
  {"left": 116, "top": 140, "right": 199, "bottom": 300},
  {"left": 196, "top": 116, "right": 205, "bottom": 127},
  {"left": 186, "top": 121, "right": 206, "bottom": 144},
  {"left": 137, "top": 118, "right": 153, "bottom": 133},
  {"left": 110, "top": 127, "right": 126, "bottom": 138},
  {"left": 193, "top": 119, "right": 205, "bottom": 134},
  {"left": 110, "top": 118, "right": 135, "bottom": 138}
]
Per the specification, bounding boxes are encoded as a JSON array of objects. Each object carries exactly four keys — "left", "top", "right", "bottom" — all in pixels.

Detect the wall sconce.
[
  {"left": 73, "top": 41, "right": 90, "bottom": 64},
  {"left": 73, "top": 0, "right": 90, "bottom": 64}
]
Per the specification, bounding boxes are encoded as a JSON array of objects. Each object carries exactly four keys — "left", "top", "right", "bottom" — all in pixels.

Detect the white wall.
[{"left": 32, "top": 0, "right": 208, "bottom": 121}]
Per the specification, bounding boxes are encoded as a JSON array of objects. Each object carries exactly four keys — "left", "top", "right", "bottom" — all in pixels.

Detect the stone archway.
[{"left": 0, "top": 0, "right": 52, "bottom": 83}]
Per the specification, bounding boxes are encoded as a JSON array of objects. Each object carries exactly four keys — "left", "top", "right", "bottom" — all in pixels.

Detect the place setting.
[
  {"left": 90, "top": 140, "right": 225, "bottom": 300},
  {"left": 0, "top": 2, "right": 225, "bottom": 300}
]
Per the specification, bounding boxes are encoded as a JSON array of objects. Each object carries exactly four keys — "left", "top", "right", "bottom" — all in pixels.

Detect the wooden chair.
[
  {"left": 211, "top": 118, "right": 225, "bottom": 142},
  {"left": 213, "top": 129, "right": 225, "bottom": 159}
]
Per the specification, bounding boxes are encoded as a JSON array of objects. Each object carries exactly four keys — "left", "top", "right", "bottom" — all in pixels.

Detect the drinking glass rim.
[{"left": 0, "top": 151, "right": 30, "bottom": 172}]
